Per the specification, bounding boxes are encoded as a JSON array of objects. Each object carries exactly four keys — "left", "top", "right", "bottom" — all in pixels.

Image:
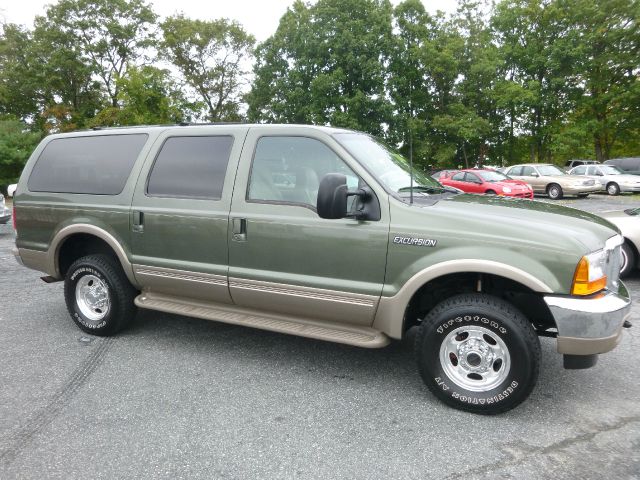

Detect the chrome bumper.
[{"left": 544, "top": 282, "right": 631, "bottom": 355}]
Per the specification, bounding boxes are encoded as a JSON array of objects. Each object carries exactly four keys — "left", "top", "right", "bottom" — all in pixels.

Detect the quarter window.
[
  {"left": 248, "top": 136, "right": 359, "bottom": 207},
  {"left": 147, "top": 136, "right": 233, "bottom": 199},
  {"left": 28, "top": 134, "right": 148, "bottom": 195}
]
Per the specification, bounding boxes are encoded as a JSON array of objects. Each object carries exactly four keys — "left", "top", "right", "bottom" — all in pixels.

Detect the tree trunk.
[{"left": 594, "top": 136, "right": 604, "bottom": 162}]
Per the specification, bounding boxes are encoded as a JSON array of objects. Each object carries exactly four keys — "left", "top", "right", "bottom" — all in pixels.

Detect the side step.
[{"left": 135, "top": 292, "right": 390, "bottom": 348}]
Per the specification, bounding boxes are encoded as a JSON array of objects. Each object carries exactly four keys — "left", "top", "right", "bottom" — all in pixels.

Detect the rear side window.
[
  {"left": 451, "top": 172, "right": 465, "bottom": 181},
  {"left": 28, "top": 134, "right": 148, "bottom": 195},
  {"left": 147, "top": 136, "right": 233, "bottom": 199},
  {"left": 507, "top": 166, "right": 522, "bottom": 176}
]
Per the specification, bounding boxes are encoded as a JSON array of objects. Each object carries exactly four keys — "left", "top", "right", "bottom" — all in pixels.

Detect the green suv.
[{"left": 12, "top": 124, "right": 632, "bottom": 414}]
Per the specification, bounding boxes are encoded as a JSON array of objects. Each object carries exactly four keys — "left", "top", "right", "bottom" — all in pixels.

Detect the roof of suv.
[{"left": 48, "top": 123, "right": 358, "bottom": 139}]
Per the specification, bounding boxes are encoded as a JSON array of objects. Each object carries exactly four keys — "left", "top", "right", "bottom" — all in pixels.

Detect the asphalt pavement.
[{"left": 0, "top": 194, "right": 639, "bottom": 479}]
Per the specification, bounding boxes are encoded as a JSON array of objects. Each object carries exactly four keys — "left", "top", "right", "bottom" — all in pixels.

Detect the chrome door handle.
[{"left": 232, "top": 218, "right": 247, "bottom": 242}]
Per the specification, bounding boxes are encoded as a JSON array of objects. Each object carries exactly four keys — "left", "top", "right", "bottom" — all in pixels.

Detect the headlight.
[
  {"left": 502, "top": 186, "right": 512, "bottom": 193},
  {"left": 571, "top": 249, "right": 607, "bottom": 295}
]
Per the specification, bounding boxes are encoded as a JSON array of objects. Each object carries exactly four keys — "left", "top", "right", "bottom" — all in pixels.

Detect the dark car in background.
[{"left": 605, "top": 158, "right": 640, "bottom": 176}]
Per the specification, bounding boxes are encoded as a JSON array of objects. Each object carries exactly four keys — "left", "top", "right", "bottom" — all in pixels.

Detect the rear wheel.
[
  {"left": 547, "top": 183, "right": 563, "bottom": 200},
  {"left": 415, "top": 293, "right": 540, "bottom": 414},
  {"left": 64, "top": 254, "right": 137, "bottom": 335},
  {"left": 485, "top": 190, "right": 497, "bottom": 195},
  {"left": 606, "top": 182, "right": 620, "bottom": 196},
  {"left": 620, "top": 242, "right": 636, "bottom": 278}
]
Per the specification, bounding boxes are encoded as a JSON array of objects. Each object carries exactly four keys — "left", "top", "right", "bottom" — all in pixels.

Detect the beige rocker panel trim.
[
  {"left": 229, "top": 277, "right": 379, "bottom": 326},
  {"left": 374, "top": 259, "right": 554, "bottom": 339},
  {"left": 229, "top": 277, "right": 377, "bottom": 307},
  {"left": 49, "top": 224, "right": 138, "bottom": 286}
]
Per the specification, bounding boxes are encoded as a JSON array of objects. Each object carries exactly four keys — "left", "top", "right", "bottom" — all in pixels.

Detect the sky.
[{"left": 1, "top": 0, "right": 458, "bottom": 41}]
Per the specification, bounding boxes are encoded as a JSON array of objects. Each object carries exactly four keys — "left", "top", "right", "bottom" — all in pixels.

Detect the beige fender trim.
[
  {"left": 48, "top": 224, "right": 138, "bottom": 286},
  {"left": 373, "top": 259, "right": 554, "bottom": 339}
]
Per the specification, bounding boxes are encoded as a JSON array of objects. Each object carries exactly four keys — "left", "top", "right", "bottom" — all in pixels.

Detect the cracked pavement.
[{"left": 1, "top": 195, "right": 639, "bottom": 479}]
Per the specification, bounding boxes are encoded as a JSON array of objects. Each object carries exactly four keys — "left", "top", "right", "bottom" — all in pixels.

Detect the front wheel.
[
  {"left": 64, "top": 254, "right": 137, "bottom": 336},
  {"left": 607, "top": 182, "right": 620, "bottom": 196},
  {"left": 620, "top": 242, "right": 636, "bottom": 278},
  {"left": 547, "top": 183, "right": 563, "bottom": 200},
  {"left": 415, "top": 294, "right": 540, "bottom": 414}
]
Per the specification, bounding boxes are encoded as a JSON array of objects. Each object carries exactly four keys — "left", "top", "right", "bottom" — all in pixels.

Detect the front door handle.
[
  {"left": 132, "top": 211, "right": 144, "bottom": 233},
  {"left": 232, "top": 218, "right": 247, "bottom": 242}
]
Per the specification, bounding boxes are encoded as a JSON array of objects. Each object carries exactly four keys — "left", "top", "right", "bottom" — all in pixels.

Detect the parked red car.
[{"left": 439, "top": 169, "right": 534, "bottom": 198}]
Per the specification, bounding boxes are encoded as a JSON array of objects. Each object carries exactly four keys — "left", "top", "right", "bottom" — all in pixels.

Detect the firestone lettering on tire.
[{"left": 436, "top": 315, "right": 507, "bottom": 335}]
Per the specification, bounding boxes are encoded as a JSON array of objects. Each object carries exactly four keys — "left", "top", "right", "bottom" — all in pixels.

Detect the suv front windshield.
[
  {"left": 333, "top": 133, "right": 443, "bottom": 195},
  {"left": 537, "top": 165, "right": 565, "bottom": 176}
]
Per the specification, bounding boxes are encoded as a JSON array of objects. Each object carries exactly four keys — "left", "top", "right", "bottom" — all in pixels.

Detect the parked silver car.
[
  {"left": 0, "top": 193, "right": 11, "bottom": 224},
  {"left": 600, "top": 208, "right": 640, "bottom": 277},
  {"left": 569, "top": 164, "right": 640, "bottom": 195}
]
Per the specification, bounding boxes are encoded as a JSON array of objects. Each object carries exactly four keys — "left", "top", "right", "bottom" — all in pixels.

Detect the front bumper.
[
  {"left": 563, "top": 184, "right": 602, "bottom": 195},
  {"left": 544, "top": 282, "right": 631, "bottom": 356}
]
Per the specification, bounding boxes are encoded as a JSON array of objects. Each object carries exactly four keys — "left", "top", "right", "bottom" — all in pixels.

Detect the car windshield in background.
[
  {"left": 601, "top": 166, "right": 623, "bottom": 175},
  {"left": 538, "top": 165, "right": 565, "bottom": 176},
  {"left": 333, "top": 133, "right": 443, "bottom": 195},
  {"left": 476, "top": 170, "right": 509, "bottom": 182}
]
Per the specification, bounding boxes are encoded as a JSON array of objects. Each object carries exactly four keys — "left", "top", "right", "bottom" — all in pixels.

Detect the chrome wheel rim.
[
  {"left": 621, "top": 247, "right": 629, "bottom": 273},
  {"left": 439, "top": 325, "right": 511, "bottom": 392},
  {"left": 549, "top": 186, "right": 559, "bottom": 198},
  {"left": 75, "top": 275, "right": 110, "bottom": 322},
  {"left": 607, "top": 184, "right": 618, "bottom": 195}
]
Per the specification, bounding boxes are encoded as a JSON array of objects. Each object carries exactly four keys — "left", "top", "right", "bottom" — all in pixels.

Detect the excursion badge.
[{"left": 393, "top": 235, "right": 437, "bottom": 247}]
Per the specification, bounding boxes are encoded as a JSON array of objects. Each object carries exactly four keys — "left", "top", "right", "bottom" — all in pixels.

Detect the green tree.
[
  {"left": 160, "top": 15, "right": 255, "bottom": 122},
  {"left": 90, "top": 66, "right": 194, "bottom": 126},
  {"left": 0, "top": 118, "right": 41, "bottom": 190},
  {"left": 43, "top": 0, "right": 157, "bottom": 108},
  {"left": 563, "top": 0, "right": 640, "bottom": 161},
  {"left": 248, "top": 0, "right": 394, "bottom": 137}
]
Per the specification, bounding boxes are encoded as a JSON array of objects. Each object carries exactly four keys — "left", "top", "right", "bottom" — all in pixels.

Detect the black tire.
[
  {"left": 547, "top": 183, "right": 563, "bottom": 200},
  {"left": 620, "top": 242, "right": 636, "bottom": 278},
  {"left": 606, "top": 182, "right": 620, "bottom": 196},
  {"left": 415, "top": 293, "right": 540, "bottom": 414},
  {"left": 64, "top": 254, "right": 137, "bottom": 336},
  {"left": 485, "top": 190, "right": 497, "bottom": 195}
]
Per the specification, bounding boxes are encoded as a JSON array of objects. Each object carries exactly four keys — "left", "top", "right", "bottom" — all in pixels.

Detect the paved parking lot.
[{"left": 0, "top": 194, "right": 639, "bottom": 479}]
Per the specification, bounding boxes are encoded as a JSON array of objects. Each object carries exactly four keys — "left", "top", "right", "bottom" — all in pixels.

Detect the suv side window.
[
  {"left": 28, "top": 134, "right": 148, "bottom": 195},
  {"left": 248, "top": 136, "right": 358, "bottom": 207},
  {"left": 521, "top": 166, "right": 536, "bottom": 176},
  {"left": 147, "top": 136, "right": 233, "bottom": 199},
  {"left": 572, "top": 166, "right": 587, "bottom": 175}
]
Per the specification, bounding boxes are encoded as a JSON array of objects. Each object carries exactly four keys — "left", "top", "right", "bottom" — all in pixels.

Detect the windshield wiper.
[{"left": 398, "top": 185, "right": 447, "bottom": 194}]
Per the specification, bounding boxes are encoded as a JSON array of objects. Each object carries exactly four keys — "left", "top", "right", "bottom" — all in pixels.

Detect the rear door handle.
[
  {"left": 232, "top": 218, "right": 247, "bottom": 242},
  {"left": 132, "top": 211, "right": 144, "bottom": 233}
]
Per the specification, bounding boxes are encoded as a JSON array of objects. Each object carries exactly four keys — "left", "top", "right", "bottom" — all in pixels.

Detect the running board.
[{"left": 135, "top": 292, "right": 390, "bottom": 348}]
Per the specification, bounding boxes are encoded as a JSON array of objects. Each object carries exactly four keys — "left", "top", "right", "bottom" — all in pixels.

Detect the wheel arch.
[
  {"left": 49, "top": 224, "right": 138, "bottom": 287},
  {"left": 373, "top": 260, "right": 555, "bottom": 339}
]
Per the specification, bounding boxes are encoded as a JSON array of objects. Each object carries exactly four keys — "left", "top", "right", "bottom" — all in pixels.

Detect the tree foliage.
[
  {"left": 160, "top": 15, "right": 255, "bottom": 122},
  {"left": 0, "top": 0, "right": 638, "bottom": 177}
]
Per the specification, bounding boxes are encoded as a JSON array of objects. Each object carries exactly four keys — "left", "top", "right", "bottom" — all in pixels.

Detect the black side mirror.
[
  {"left": 317, "top": 173, "right": 381, "bottom": 221},
  {"left": 317, "top": 173, "right": 348, "bottom": 219}
]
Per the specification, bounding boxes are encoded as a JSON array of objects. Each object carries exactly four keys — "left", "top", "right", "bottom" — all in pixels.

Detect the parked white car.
[
  {"left": 569, "top": 164, "right": 640, "bottom": 195},
  {"left": 0, "top": 193, "right": 11, "bottom": 224},
  {"left": 7, "top": 184, "right": 17, "bottom": 197},
  {"left": 600, "top": 208, "right": 640, "bottom": 277}
]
